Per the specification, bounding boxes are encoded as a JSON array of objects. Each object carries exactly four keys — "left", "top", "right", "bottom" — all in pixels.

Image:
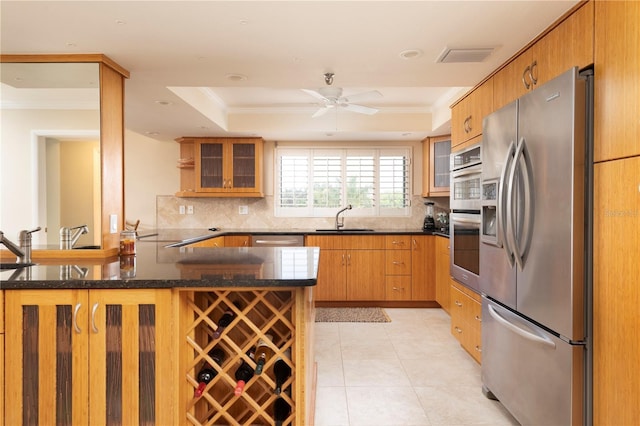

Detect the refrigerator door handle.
[
  {"left": 498, "top": 140, "right": 517, "bottom": 267},
  {"left": 487, "top": 304, "right": 556, "bottom": 349},
  {"left": 505, "top": 141, "right": 520, "bottom": 268},
  {"left": 508, "top": 137, "right": 535, "bottom": 271},
  {"left": 517, "top": 137, "right": 535, "bottom": 267}
]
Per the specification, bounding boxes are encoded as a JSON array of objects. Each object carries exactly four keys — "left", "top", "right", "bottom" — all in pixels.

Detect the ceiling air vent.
[{"left": 436, "top": 47, "right": 494, "bottom": 63}]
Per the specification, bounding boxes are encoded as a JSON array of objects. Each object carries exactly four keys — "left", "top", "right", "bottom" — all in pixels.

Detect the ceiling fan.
[{"left": 302, "top": 73, "right": 382, "bottom": 118}]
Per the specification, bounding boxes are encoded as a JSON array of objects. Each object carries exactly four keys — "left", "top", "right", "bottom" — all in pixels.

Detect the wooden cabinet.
[
  {"left": 410, "top": 235, "right": 435, "bottom": 301},
  {"left": 0, "top": 290, "right": 3, "bottom": 424},
  {"left": 421, "top": 135, "right": 451, "bottom": 197},
  {"left": 593, "top": 157, "right": 640, "bottom": 424},
  {"left": 594, "top": 0, "right": 639, "bottom": 161},
  {"left": 176, "top": 137, "right": 264, "bottom": 198},
  {"left": 187, "top": 236, "right": 225, "bottom": 248},
  {"left": 306, "top": 235, "right": 385, "bottom": 301},
  {"left": 4, "top": 289, "right": 175, "bottom": 425},
  {"left": 450, "top": 280, "right": 482, "bottom": 363},
  {"left": 385, "top": 235, "right": 412, "bottom": 300},
  {"left": 224, "top": 235, "right": 251, "bottom": 247},
  {"left": 451, "top": 79, "right": 493, "bottom": 148},
  {"left": 493, "top": 1, "right": 594, "bottom": 110},
  {"left": 434, "top": 236, "right": 451, "bottom": 313}
]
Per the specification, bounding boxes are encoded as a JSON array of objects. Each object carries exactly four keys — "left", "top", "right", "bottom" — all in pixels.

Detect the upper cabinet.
[
  {"left": 422, "top": 135, "right": 451, "bottom": 197},
  {"left": 594, "top": 0, "right": 640, "bottom": 161},
  {"left": 451, "top": 78, "right": 493, "bottom": 148},
  {"left": 176, "top": 137, "right": 264, "bottom": 197},
  {"left": 493, "top": 1, "right": 594, "bottom": 110}
]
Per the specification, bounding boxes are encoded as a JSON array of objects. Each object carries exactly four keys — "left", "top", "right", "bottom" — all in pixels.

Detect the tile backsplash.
[{"left": 157, "top": 195, "right": 449, "bottom": 231}]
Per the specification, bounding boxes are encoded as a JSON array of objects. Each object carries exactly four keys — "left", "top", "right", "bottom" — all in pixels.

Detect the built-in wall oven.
[{"left": 450, "top": 143, "right": 481, "bottom": 291}]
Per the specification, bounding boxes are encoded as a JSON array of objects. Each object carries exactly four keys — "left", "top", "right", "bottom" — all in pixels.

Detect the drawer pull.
[
  {"left": 392, "top": 261, "right": 405, "bottom": 266},
  {"left": 392, "top": 287, "right": 404, "bottom": 292},
  {"left": 454, "top": 300, "right": 463, "bottom": 307},
  {"left": 475, "top": 315, "right": 482, "bottom": 322},
  {"left": 475, "top": 345, "right": 482, "bottom": 353},
  {"left": 454, "top": 326, "right": 463, "bottom": 334}
]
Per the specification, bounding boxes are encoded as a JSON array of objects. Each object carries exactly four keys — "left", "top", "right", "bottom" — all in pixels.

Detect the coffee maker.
[{"left": 423, "top": 202, "right": 435, "bottom": 231}]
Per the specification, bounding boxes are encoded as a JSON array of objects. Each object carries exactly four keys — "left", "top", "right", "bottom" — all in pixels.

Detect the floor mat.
[{"left": 315, "top": 307, "right": 391, "bottom": 323}]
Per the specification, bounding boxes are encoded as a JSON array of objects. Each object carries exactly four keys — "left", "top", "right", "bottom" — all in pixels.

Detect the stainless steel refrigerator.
[{"left": 479, "top": 67, "right": 593, "bottom": 426}]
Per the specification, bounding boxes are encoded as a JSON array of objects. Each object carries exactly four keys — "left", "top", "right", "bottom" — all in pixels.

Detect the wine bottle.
[
  {"left": 212, "top": 302, "right": 241, "bottom": 339},
  {"left": 273, "top": 348, "right": 292, "bottom": 395},
  {"left": 254, "top": 334, "right": 274, "bottom": 375},
  {"left": 194, "top": 347, "right": 226, "bottom": 398},
  {"left": 273, "top": 397, "right": 291, "bottom": 426},
  {"left": 234, "top": 348, "right": 255, "bottom": 396}
]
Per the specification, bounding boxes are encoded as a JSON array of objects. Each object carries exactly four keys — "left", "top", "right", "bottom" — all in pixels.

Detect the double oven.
[{"left": 449, "top": 144, "right": 481, "bottom": 291}]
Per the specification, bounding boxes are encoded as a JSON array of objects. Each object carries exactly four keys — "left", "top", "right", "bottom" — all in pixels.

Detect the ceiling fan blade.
[
  {"left": 301, "top": 88, "right": 329, "bottom": 101},
  {"left": 342, "top": 90, "right": 383, "bottom": 104},
  {"left": 311, "top": 105, "right": 332, "bottom": 118},
  {"left": 342, "top": 103, "right": 379, "bottom": 115}
]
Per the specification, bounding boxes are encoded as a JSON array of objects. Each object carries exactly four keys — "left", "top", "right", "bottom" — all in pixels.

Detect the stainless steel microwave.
[{"left": 450, "top": 144, "right": 482, "bottom": 211}]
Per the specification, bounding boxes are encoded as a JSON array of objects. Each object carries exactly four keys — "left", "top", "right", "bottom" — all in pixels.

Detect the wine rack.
[{"left": 180, "top": 288, "right": 302, "bottom": 426}]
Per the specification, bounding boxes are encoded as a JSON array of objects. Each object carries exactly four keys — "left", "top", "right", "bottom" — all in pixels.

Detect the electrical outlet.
[
  {"left": 187, "top": 205, "right": 194, "bottom": 214},
  {"left": 110, "top": 214, "right": 118, "bottom": 233},
  {"left": 179, "top": 205, "right": 186, "bottom": 215},
  {"left": 239, "top": 205, "right": 249, "bottom": 215}
]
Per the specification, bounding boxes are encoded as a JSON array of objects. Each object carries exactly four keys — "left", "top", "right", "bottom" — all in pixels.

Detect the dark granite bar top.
[{"left": 1, "top": 244, "right": 319, "bottom": 290}]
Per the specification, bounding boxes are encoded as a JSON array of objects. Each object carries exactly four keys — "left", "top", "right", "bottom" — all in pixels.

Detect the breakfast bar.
[{"left": 1, "top": 243, "right": 319, "bottom": 426}]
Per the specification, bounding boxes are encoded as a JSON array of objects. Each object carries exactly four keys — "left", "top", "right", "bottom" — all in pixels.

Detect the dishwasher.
[{"left": 250, "top": 234, "right": 305, "bottom": 247}]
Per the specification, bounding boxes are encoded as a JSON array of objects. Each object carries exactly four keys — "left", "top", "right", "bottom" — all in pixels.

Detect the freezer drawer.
[{"left": 481, "top": 297, "right": 584, "bottom": 425}]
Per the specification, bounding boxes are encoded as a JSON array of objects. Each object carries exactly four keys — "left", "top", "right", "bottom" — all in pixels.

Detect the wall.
[
  {"left": 124, "top": 130, "right": 449, "bottom": 231},
  {"left": 0, "top": 109, "right": 99, "bottom": 244}
]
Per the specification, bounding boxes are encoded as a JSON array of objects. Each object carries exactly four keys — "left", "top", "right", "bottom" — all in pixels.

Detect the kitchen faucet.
[
  {"left": 19, "top": 227, "right": 41, "bottom": 263},
  {"left": 335, "top": 204, "right": 352, "bottom": 230},
  {"left": 60, "top": 225, "right": 89, "bottom": 249},
  {"left": 0, "top": 231, "right": 26, "bottom": 263}
]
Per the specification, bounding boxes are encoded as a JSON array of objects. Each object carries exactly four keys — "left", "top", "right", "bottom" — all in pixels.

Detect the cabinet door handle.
[
  {"left": 73, "top": 303, "right": 82, "bottom": 334},
  {"left": 412, "top": 239, "right": 417, "bottom": 249},
  {"left": 91, "top": 302, "right": 99, "bottom": 333},
  {"left": 347, "top": 253, "right": 351, "bottom": 266},
  {"left": 475, "top": 315, "right": 482, "bottom": 322},
  {"left": 475, "top": 345, "right": 482, "bottom": 353},
  {"left": 522, "top": 65, "right": 531, "bottom": 90},
  {"left": 341, "top": 254, "right": 346, "bottom": 266},
  {"left": 454, "top": 300, "right": 463, "bottom": 307},
  {"left": 529, "top": 60, "right": 538, "bottom": 86},
  {"left": 466, "top": 115, "right": 472, "bottom": 133},
  {"left": 454, "top": 326, "right": 463, "bottom": 334}
]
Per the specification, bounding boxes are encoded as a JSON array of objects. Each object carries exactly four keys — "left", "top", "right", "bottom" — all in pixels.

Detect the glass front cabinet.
[{"left": 176, "top": 137, "right": 264, "bottom": 197}]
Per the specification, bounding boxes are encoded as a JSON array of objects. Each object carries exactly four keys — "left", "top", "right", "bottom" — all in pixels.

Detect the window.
[{"left": 276, "top": 147, "right": 411, "bottom": 217}]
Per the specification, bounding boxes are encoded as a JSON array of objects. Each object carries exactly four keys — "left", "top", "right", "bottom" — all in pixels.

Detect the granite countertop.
[
  {"left": 1, "top": 243, "right": 319, "bottom": 289},
  {"left": 136, "top": 227, "right": 441, "bottom": 246}
]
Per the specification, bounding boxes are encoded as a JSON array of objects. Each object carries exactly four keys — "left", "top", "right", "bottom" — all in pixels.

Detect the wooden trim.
[
  {"left": 450, "top": 0, "right": 591, "bottom": 108},
  {"left": 314, "top": 300, "right": 440, "bottom": 308},
  {"left": 0, "top": 53, "right": 130, "bottom": 78}
]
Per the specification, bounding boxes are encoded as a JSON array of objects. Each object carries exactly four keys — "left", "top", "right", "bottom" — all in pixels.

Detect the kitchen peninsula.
[{"left": 1, "top": 243, "right": 318, "bottom": 426}]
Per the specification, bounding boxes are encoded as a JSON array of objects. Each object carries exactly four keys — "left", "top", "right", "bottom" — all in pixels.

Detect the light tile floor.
[{"left": 313, "top": 308, "right": 520, "bottom": 426}]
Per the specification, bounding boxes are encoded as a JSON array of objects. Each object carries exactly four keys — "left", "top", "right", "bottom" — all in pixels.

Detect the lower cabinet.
[
  {"left": 4, "top": 288, "right": 175, "bottom": 425},
  {"left": 410, "top": 235, "right": 435, "bottom": 301},
  {"left": 450, "top": 280, "right": 482, "bottom": 363}
]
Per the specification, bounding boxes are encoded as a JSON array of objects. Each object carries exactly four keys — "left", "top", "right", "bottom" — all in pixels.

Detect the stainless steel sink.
[
  {"left": 315, "top": 228, "right": 374, "bottom": 232},
  {"left": 1, "top": 262, "right": 36, "bottom": 270}
]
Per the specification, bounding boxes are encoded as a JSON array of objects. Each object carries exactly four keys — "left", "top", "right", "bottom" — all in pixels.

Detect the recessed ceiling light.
[
  {"left": 325, "top": 133, "right": 334, "bottom": 137},
  {"left": 402, "top": 132, "right": 412, "bottom": 137},
  {"left": 226, "top": 73, "right": 248, "bottom": 82},
  {"left": 115, "top": 19, "right": 126, "bottom": 25},
  {"left": 239, "top": 19, "right": 249, "bottom": 25},
  {"left": 155, "top": 100, "right": 173, "bottom": 106},
  {"left": 145, "top": 131, "right": 159, "bottom": 136},
  {"left": 399, "top": 49, "right": 423, "bottom": 60},
  {"left": 66, "top": 42, "right": 77, "bottom": 48}
]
